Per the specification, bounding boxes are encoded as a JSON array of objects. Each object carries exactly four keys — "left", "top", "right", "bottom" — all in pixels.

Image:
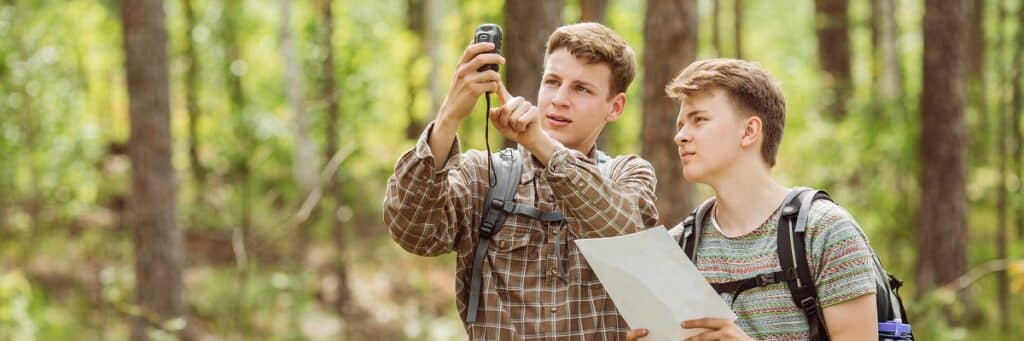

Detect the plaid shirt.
[{"left": 384, "top": 122, "right": 659, "bottom": 340}]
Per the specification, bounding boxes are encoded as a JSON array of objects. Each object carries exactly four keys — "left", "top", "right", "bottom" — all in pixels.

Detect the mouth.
[
  {"left": 679, "top": 151, "right": 696, "bottom": 162},
  {"left": 546, "top": 113, "right": 572, "bottom": 127}
]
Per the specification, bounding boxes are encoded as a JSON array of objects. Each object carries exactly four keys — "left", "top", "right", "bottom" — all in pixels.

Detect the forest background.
[{"left": 1, "top": 0, "right": 1023, "bottom": 339}]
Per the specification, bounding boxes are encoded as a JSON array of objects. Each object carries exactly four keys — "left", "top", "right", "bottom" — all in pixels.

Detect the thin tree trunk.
[
  {"left": 504, "top": 0, "right": 564, "bottom": 149},
  {"left": 968, "top": 0, "right": 988, "bottom": 162},
  {"left": 281, "top": 0, "right": 317, "bottom": 199},
  {"left": 733, "top": 0, "right": 743, "bottom": 58},
  {"left": 994, "top": 1, "right": 1009, "bottom": 331},
  {"left": 220, "top": 0, "right": 251, "bottom": 332},
  {"left": 405, "top": 0, "right": 429, "bottom": 139},
  {"left": 120, "top": 0, "right": 187, "bottom": 339},
  {"left": 814, "top": 0, "right": 851, "bottom": 120},
  {"left": 281, "top": 0, "right": 319, "bottom": 260},
  {"left": 180, "top": 0, "right": 206, "bottom": 191},
  {"left": 580, "top": 0, "right": 609, "bottom": 23},
  {"left": 319, "top": 0, "right": 353, "bottom": 323},
  {"left": 870, "top": 0, "right": 903, "bottom": 102},
  {"left": 1013, "top": 0, "right": 1024, "bottom": 243},
  {"left": 643, "top": 0, "right": 698, "bottom": 225},
  {"left": 916, "top": 0, "right": 968, "bottom": 311},
  {"left": 425, "top": 0, "right": 443, "bottom": 120},
  {"left": 712, "top": 0, "right": 721, "bottom": 56}
]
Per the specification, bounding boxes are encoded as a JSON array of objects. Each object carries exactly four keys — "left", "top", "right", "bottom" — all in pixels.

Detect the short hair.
[
  {"left": 666, "top": 59, "right": 786, "bottom": 166},
  {"left": 545, "top": 23, "right": 637, "bottom": 98}
]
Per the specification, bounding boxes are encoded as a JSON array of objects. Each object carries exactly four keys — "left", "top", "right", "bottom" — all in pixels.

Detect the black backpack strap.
[
  {"left": 467, "top": 149, "right": 524, "bottom": 323},
  {"left": 679, "top": 197, "right": 717, "bottom": 260},
  {"left": 777, "top": 187, "right": 833, "bottom": 341}
]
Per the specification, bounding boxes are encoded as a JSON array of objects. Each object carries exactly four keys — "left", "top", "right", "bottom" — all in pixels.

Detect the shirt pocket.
[{"left": 490, "top": 220, "right": 535, "bottom": 253}]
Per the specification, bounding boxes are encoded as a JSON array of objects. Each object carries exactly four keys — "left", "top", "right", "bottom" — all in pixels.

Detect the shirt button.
[{"left": 550, "top": 307, "right": 558, "bottom": 313}]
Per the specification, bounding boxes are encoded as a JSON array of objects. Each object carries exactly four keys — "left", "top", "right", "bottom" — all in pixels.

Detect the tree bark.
[
  {"left": 814, "top": 0, "right": 851, "bottom": 120},
  {"left": 319, "top": 0, "right": 353, "bottom": 322},
  {"left": 916, "top": 0, "right": 968, "bottom": 304},
  {"left": 643, "top": 0, "right": 698, "bottom": 226},
  {"left": 120, "top": 0, "right": 187, "bottom": 339},
  {"left": 580, "top": 0, "right": 609, "bottom": 23},
  {"left": 504, "top": 0, "right": 564, "bottom": 148}
]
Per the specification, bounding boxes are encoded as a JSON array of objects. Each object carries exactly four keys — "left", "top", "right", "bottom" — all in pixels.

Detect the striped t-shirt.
[{"left": 693, "top": 199, "right": 876, "bottom": 340}]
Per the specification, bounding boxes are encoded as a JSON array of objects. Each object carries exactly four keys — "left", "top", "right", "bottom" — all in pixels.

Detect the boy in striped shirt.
[{"left": 628, "top": 59, "right": 878, "bottom": 340}]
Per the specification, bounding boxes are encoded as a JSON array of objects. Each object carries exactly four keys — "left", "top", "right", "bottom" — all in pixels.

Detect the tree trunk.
[
  {"left": 425, "top": 0, "right": 443, "bottom": 121},
  {"left": 120, "top": 0, "right": 187, "bottom": 339},
  {"left": 504, "top": 0, "right": 564, "bottom": 148},
  {"left": 180, "top": 0, "right": 206, "bottom": 191},
  {"left": 220, "top": 0, "right": 252, "bottom": 332},
  {"left": 281, "top": 0, "right": 319, "bottom": 260},
  {"left": 319, "top": 0, "right": 353, "bottom": 323},
  {"left": 994, "top": 1, "right": 1010, "bottom": 331},
  {"left": 281, "top": 0, "right": 318, "bottom": 200},
  {"left": 580, "top": 0, "right": 608, "bottom": 23},
  {"left": 1013, "top": 0, "right": 1024, "bottom": 242},
  {"left": 733, "top": 0, "right": 743, "bottom": 58},
  {"left": 814, "top": 0, "right": 851, "bottom": 120},
  {"left": 712, "top": 0, "right": 721, "bottom": 56},
  {"left": 870, "top": 0, "right": 903, "bottom": 102},
  {"left": 916, "top": 0, "right": 968, "bottom": 305},
  {"left": 643, "top": 0, "right": 698, "bottom": 226},
  {"left": 967, "top": 0, "right": 989, "bottom": 163}
]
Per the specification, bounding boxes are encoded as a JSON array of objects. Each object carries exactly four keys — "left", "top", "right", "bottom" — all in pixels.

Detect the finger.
[
  {"left": 625, "top": 328, "right": 648, "bottom": 341},
  {"left": 685, "top": 329, "right": 725, "bottom": 341},
  {"left": 460, "top": 68, "right": 502, "bottom": 86},
  {"left": 462, "top": 53, "right": 506, "bottom": 76},
  {"left": 495, "top": 79, "right": 513, "bottom": 104},
  {"left": 511, "top": 102, "right": 535, "bottom": 132},
  {"left": 682, "top": 318, "right": 730, "bottom": 329},
  {"left": 458, "top": 42, "right": 496, "bottom": 64}
]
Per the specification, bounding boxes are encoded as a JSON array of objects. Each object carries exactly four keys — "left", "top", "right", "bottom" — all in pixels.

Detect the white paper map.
[{"left": 574, "top": 227, "right": 737, "bottom": 340}]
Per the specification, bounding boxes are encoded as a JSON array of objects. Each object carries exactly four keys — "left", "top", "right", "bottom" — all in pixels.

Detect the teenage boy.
[
  {"left": 627, "top": 59, "right": 877, "bottom": 340},
  {"left": 384, "top": 23, "right": 659, "bottom": 339}
]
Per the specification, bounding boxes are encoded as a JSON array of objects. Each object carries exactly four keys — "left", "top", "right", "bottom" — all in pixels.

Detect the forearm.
[
  {"left": 545, "top": 151, "right": 658, "bottom": 238},
  {"left": 427, "top": 112, "right": 460, "bottom": 169}
]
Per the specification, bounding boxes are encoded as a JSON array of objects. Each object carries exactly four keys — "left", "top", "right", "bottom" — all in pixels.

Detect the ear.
[
  {"left": 740, "top": 115, "right": 762, "bottom": 148},
  {"left": 605, "top": 92, "right": 627, "bottom": 122}
]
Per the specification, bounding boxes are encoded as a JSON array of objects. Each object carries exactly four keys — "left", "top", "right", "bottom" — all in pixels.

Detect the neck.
[{"left": 707, "top": 160, "right": 789, "bottom": 236}]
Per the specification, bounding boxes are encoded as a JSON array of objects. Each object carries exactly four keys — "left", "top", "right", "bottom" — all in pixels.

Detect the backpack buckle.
[
  {"left": 755, "top": 273, "right": 778, "bottom": 286},
  {"left": 480, "top": 221, "right": 495, "bottom": 237},
  {"left": 799, "top": 296, "right": 819, "bottom": 315}
]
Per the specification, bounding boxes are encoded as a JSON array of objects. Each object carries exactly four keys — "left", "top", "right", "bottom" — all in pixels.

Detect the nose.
[
  {"left": 674, "top": 124, "right": 691, "bottom": 146},
  {"left": 551, "top": 84, "right": 571, "bottom": 108}
]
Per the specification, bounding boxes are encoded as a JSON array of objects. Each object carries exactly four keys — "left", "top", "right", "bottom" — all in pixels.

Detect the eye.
[
  {"left": 694, "top": 116, "right": 708, "bottom": 124},
  {"left": 544, "top": 79, "right": 559, "bottom": 87},
  {"left": 575, "top": 85, "right": 591, "bottom": 94}
]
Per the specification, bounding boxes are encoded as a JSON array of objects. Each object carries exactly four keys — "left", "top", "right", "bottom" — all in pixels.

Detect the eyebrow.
[{"left": 685, "top": 110, "right": 704, "bottom": 120}]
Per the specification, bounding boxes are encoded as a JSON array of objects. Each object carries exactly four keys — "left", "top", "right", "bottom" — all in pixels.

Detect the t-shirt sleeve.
[{"left": 805, "top": 202, "right": 877, "bottom": 308}]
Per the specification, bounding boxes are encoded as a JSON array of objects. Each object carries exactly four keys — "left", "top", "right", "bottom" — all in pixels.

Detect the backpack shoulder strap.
[
  {"left": 467, "top": 148, "right": 523, "bottom": 323},
  {"left": 678, "top": 197, "right": 717, "bottom": 260},
  {"left": 776, "top": 187, "right": 833, "bottom": 340}
]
